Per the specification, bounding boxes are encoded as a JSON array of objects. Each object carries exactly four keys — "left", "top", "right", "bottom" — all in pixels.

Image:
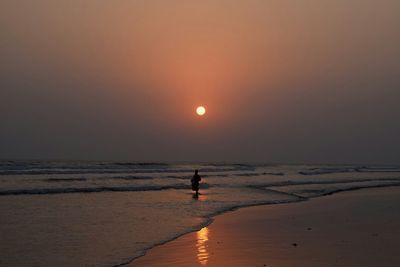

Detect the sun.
[{"left": 196, "top": 106, "right": 206, "bottom": 116}]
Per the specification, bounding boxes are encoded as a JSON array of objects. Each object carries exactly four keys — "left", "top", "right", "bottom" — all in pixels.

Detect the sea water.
[{"left": 0, "top": 161, "right": 400, "bottom": 267}]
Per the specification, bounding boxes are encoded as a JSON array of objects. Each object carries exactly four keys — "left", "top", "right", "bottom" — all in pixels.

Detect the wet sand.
[{"left": 128, "top": 187, "right": 400, "bottom": 267}]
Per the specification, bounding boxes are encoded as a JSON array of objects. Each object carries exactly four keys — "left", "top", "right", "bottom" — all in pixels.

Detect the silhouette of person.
[{"left": 191, "top": 169, "right": 201, "bottom": 195}]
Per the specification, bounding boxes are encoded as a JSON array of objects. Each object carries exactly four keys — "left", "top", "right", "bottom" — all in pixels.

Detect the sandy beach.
[
  {"left": 129, "top": 187, "right": 400, "bottom": 267},
  {"left": 3, "top": 163, "right": 400, "bottom": 267}
]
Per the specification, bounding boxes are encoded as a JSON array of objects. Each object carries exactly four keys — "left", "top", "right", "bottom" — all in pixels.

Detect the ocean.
[{"left": 1, "top": 161, "right": 400, "bottom": 267}]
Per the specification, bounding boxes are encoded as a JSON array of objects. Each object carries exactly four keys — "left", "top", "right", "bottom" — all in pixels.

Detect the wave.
[
  {"left": 0, "top": 183, "right": 212, "bottom": 196},
  {"left": 310, "top": 182, "right": 400, "bottom": 197},
  {"left": 248, "top": 177, "right": 400, "bottom": 189},
  {"left": 0, "top": 161, "right": 258, "bottom": 176},
  {"left": 0, "top": 167, "right": 254, "bottom": 176},
  {"left": 44, "top": 178, "right": 87, "bottom": 182},
  {"left": 299, "top": 166, "right": 400, "bottom": 175},
  {"left": 359, "top": 166, "right": 400, "bottom": 172},
  {"left": 267, "top": 179, "right": 400, "bottom": 198},
  {"left": 235, "top": 172, "right": 285, "bottom": 177},
  {"left": 112, "top": 175, "right": 154, "bottom": 180},
  {"left": 2, "top": 177, "right": 399, "bottom": 196}
]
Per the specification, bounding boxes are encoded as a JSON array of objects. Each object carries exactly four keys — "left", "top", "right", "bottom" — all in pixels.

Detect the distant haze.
[{"left": 1, "top": 0, "right": 399, "bottom": 164}]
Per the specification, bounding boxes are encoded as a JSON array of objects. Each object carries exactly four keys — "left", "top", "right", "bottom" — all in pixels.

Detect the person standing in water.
[{"left": 191, "top": 170, "right": 201, "bottom": 195}]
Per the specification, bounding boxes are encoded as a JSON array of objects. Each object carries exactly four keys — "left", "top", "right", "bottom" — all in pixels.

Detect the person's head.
[{"left": 195, "top": 169, "right": 198, "bottom": 174}]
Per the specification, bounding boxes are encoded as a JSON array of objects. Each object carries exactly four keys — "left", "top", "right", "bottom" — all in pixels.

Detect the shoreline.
[
  {"left": 126, "top": 186, "right": 400, "bottom": 267},
  {"left": 114, "top": 194, "right": 304, "bottom": 267}
]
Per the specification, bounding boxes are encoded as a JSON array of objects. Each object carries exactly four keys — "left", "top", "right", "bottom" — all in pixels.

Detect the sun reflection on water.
[{"left": 196, "top": 227, "right": 209, "bottom": 265}]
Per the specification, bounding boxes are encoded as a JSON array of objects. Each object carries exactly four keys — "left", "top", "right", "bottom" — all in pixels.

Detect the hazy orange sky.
[{"left": 1, "top": 0, "right": 399, "bottom": 163}]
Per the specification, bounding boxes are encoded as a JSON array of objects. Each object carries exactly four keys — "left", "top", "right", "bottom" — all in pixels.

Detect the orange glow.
[
  {"left": 196, "top": 227, "right": 210, "bottom": 265},
  {"left": 196, "top": 106, "right": 206, "bottom": 116}
]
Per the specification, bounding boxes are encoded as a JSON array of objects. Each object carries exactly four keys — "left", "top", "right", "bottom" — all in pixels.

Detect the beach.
[
  {"left": 129, "top": 186, "right": 400, "bottom": 267},
  {"left": 1, "top": 162, "right": 400, "bottom": 267}
]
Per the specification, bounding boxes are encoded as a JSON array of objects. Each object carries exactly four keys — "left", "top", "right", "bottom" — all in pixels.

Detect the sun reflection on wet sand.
[{"left": 196, "top": 227, "right": 209, "bottom": 265}]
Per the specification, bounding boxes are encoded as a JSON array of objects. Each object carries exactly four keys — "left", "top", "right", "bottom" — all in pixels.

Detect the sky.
[{"left": 1, "top": 0, "right": 400, "bottom": 164}]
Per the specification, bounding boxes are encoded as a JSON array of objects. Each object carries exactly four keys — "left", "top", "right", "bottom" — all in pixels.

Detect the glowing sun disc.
[{"left": 196, "top": 106, "right": 206, "bottom": 116}]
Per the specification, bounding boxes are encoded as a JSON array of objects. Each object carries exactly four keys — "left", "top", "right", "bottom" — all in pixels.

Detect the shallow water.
[{"left": 0, "top": 161, "right": 399, "bottom": 266}]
